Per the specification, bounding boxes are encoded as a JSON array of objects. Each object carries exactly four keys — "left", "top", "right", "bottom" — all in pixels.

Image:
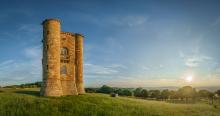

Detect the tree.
[
  {"left": 97, "top": 85, "right": 114, "bottom": 94},
  {"left": 134, "top": 87, "right": 143, "bottom": 97},
  {"left": 215, "top": 90, "right": 220, "bottom": 96},
  {"left": 122, "top": 89, "right": 133, "bottom": 96},
  {"left": 198, "top": 90, "right": 211, "bottom": 98},
  {"left": 149, "top": 90, "right": 160, "bottom": 99},
  {"left": 178, "top": 86, "right": 197, "bottom": 101},
  {"left": 85, "top": 88, "right": 98, "bottom": 93},
  {"left": 160, "top": 89, "right": 170, "bottom": 100},
  {"left": 114, "top": 88, "right": 132, "bottom": 96},
  {"left": 208, "top": 92, "right": 215, "bottom": 104},
  {"left": 141, "top": 89, "right": 149, "bottom": 98},
  {"left": 169, "top": 90, "right": 177, "bottom": 99}
]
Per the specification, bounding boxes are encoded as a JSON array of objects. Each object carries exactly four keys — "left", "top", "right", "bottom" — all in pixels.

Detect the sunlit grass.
[{"left": 0, "top": 88, "right": 219, "bottom": 116}]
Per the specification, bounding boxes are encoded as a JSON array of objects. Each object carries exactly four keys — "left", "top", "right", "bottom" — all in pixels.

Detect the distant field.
[{"left": 0, "top": 88, "right": 219, "bottom": 116}]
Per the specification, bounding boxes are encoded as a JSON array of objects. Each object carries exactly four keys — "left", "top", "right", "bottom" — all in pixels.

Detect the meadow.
[{"left": 0, "top": 88, "right": 219, "bottom": 116}]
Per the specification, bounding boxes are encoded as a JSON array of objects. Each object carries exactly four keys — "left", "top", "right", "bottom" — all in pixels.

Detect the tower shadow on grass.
[{"left": 15, "top": 90, "right": 40, "bottom": 97}]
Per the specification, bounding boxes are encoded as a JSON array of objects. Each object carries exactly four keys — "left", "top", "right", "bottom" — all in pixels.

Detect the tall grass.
[{"left": 0, "top": 88, "right": 219, "bottom": 116}]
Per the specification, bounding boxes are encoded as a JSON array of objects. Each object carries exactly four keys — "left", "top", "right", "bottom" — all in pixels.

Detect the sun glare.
[{"left": 185, "top": 76, "right": 193, "bottom": 82}]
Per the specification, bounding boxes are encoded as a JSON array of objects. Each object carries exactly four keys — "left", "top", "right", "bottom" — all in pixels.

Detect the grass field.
[{"left": 0, "top": 88, "right": 219, "bottom": 116}]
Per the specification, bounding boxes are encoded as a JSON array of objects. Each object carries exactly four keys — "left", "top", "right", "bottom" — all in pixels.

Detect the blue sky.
[{"left": 0, "top": 0, "right": 220, "bottom": 87}]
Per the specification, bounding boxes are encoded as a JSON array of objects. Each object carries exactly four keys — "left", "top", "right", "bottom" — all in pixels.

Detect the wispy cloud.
[
  {"left": 0, "top": 60, "right": 14, "bottom": 67},
  {"left": 0, "top": 46, "right": 42, "bottom": 86},
  {"left": 86, "top": 74, "right": 220, "bottom": 87},
  {"left": 179, "top": 51, "right": 212, "bottom": 67},
  {"left": 18, "top": 24, "right": 41, "bottom": 33},
  {"left": 24, "top": 45, "right": 41, "bottom": 59},
  {"left": 77, "top": 13, "right": 149, "bottom": 28},
  {"left": 84, "top": 63, "right": 121, "bottom": 75},
  {"left": 141, "top": 64, "right": 164, "bottom": 71},
  {"left": 108, "top": 15, "right": 149, "bottom": 27}
]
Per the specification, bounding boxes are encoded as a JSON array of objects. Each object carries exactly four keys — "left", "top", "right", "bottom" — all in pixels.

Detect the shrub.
[{"left": 97, "top": 85, "right": 114, "bottom": 94}]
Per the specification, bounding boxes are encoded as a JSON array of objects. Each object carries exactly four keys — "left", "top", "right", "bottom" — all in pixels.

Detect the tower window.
[
  {"left": 61, "top": 47, "right": 68, "bottom": 59},
  {"left": 61, "top": 66, "right": 67, "bottom": 75},
  {"left": 47, "top": 30, "right": 50, "bottom": 35}
]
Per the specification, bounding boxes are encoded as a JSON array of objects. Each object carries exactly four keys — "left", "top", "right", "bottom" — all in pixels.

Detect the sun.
[{"left": 185, "top": 75, "right": 193, "bottom": 82}]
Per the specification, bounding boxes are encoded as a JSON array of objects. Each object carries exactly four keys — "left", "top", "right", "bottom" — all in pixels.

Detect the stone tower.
[{"left": 40, "top": 18, "right": 85, "bottom": 96}]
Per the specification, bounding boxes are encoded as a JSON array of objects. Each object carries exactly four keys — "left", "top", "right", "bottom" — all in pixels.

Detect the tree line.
[
  {"left": 86, "top": 85, "right": 220, "bottom": 103},
  {"left": 2, "top": 82, "right": 42, "bottom": 88},
  {"left": 2, "top": 82, "right": 220, "bottom": 103}
]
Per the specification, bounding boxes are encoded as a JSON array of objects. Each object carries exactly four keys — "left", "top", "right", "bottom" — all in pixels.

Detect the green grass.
[{"left": 0, "top": 88, "right": 219, "bottom": 116}]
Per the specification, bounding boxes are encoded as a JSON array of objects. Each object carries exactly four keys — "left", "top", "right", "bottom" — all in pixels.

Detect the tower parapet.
[
  {"left": 61, "top": 32, "right": 75, "bottom": 36},
  {"left": 42, "top": 18, "right": 61, "bottom": 25}
]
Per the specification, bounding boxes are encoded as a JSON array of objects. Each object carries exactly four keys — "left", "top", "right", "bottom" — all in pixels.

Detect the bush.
[
  {"left": 85, "top": 88, "right": 98, "bottom": 93},
  {"left": 134, "top": 88, "right": 143, "bottom": 97},
  {"left": 97, "top": 85, "right": 114, "bottom": 94},
  {"left": 141, "top": 89, "right": 148, "bottom": 98},
  {"left": 149, "top": 90, "right": 160, "bottom": 99},
  {"left": 121, "top": 89, "right": 133, "bottom": 96}
]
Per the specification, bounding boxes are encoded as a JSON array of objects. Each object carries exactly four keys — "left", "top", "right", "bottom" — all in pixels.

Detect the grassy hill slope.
[{"left": 0, "top": 88, "right": 219, "bottom": 116}]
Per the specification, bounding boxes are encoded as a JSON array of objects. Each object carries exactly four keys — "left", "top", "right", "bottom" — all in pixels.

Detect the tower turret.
[
  {"left": 40, "top": 19, "right": 63, "bottom": 96},
  {"left": 75, "top": 33, "right": 85, "bottom": 94}
]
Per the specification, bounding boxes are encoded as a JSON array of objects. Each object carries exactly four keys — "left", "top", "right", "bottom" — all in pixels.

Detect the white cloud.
[
  {"left": 179, "top": 50, "right": 212, "bottom": 67},
  {"left": 141, "top": 64, "right": 164, "bottom": 71},
  {"left": 86, "top": 74, "right": 220, "bottom": 87},
  {"left": 142, "top": 66, "right": 150, "bottom": 71},
  {"left": 84, "top": 63, "right": 120, "bottom": 75},
  {"left": 84, "top": 63, "right": 127, "bottom": 77},
  {"left": 109, "top": 15, "right": 148, "bottom": 27},
  {"left": 24, "top": 46, "right": 41, "bottom": 59},
  {"left": 0, "top": 46, "right": 42, "bottom": 86},
  {"left": 107, "top": 64, "right": 127, "bottom": 69},
  {"left": 80, "top": 14, "right": 149, "bottom": 28},
  {"left": 0, "top": 60, "right": 14, "bottom": 67},
  {"left": 18, "top": 24, "right": 41, "bottom": 33},
  {"left": 185, "top": 55, "right": 212, "bottom": 67}
]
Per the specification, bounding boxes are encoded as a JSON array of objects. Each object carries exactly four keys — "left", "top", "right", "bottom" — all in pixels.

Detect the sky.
[{"left": 0, "top": 0, "right": 220, "bottom": 87}]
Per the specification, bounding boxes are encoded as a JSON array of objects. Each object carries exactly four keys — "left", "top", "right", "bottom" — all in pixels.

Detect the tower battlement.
[
  {"left": 40, "top": 18, "right": 85, "bottom": 96},
  {"left": 61, "top": 32, "right": 75, "bottom": 36},
  {"left": 41, "top": 18, "right": 61, "bottom": 25}
]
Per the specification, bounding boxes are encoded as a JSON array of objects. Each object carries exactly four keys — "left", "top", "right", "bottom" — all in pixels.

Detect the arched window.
[
  {"left": 61, "top": 66, "right": 67, "bottom": 75},
  {"left": 61, "top": 47, "right": 68, "bottom": 59}
]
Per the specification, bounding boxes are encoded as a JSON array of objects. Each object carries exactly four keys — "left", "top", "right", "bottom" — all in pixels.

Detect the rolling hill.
[{"left": 0, "top": 88, "right": 219, "bottom": 116}]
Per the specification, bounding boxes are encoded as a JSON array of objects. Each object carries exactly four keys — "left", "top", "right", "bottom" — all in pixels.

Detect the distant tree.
[
  {"left": 141, "top": 89, "right": 149, "bottom": 98},
  {"left": 160, "top": 89, "right": 170, "bottom": 100},
  {"left": 122, "top": 89, "right": 133, "bottom": 96},
  {"left": 198, "top": 90, "right": 211, "bottom": 98},
  {"left": 35, "top": 82, "right": 42, "bottom": 87},
  {"left": 178, "top": 86, "right": 197, "bottom": 101},
  {"left": 113, "top": 88, "right": 133, "bottom": 96},
  {"left": 149, "top": 90, "right": 160, "bottom": 99},
  {"left": 215, "top": 90, "right": 220, "bottom": 96},
  {"left": 97, "top": 85, "right": 114, "bottom": 94},
  {"left": 85, "top": 88, "right": 98, "bottom": 93},
  {"left": 134, "top": 87, "right": 143, "bottom": 97},
  {"left": 208, "top": 92, "right": 215, "bottom": 104},
  {"left": 169, "top": 90, "right": 177, "bottom": 99},
  {"left": 114, "top": 88, "right": 123, "bottom": 95}
]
